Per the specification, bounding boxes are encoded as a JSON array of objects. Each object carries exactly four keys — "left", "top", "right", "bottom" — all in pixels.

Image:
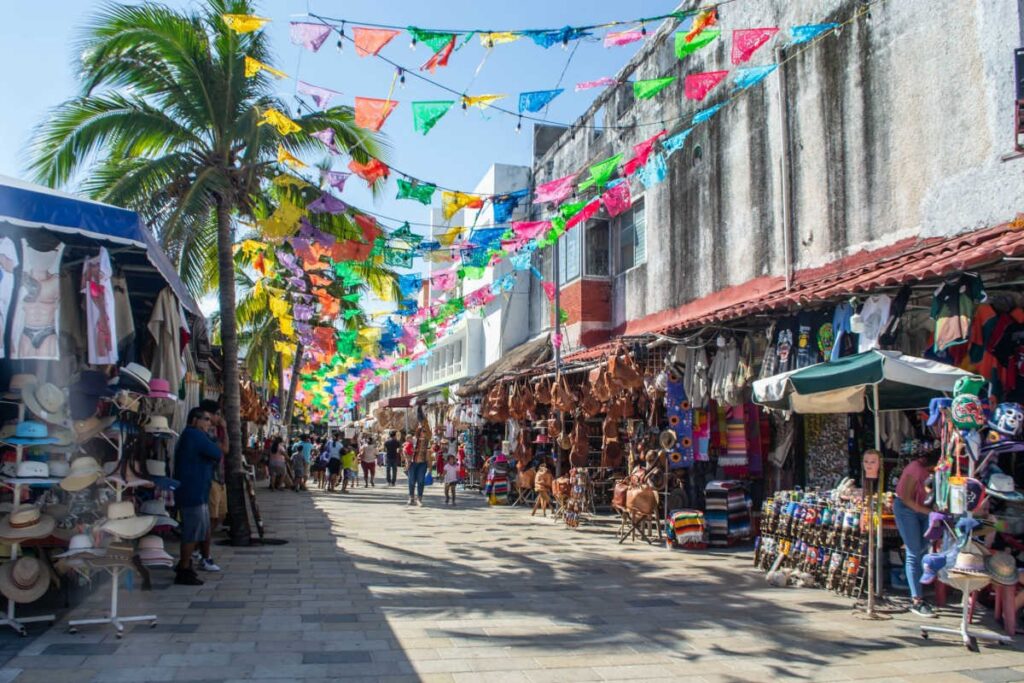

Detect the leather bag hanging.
[
  {"left": 535, "top": 380, "right": 552, "bottom": 405},
  {"left": 570, "top": 419, "right": 589, "bottom": 467}
]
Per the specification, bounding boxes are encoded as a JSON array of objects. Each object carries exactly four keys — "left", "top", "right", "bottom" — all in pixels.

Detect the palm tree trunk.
[
  {"left": 216, "top": 197, "right": 252, "bottom": 546},
  {"left": 283, "top": 342, "right": 304, "bottom": 433}
]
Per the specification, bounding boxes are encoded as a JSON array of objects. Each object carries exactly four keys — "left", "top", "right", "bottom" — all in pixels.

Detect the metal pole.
[
  {"left": 868, "top": 383, "right": 882, "bottom": 618},
  {"left": 553, "top": 239, "right": 562, "bottom": 478}
]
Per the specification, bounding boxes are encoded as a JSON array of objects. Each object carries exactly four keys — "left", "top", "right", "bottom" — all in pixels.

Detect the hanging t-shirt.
[
  {"left": 11, "top": 241, "right": 64, "bottom": 360},
  {"left": 830, "top": 303, "right": 854, "bottom": 361},
  {"left": 857, "top": 294, "right": 892, "bottom": 353},
  {"left": 0, "top": 237, "right": 18, "bottom": 359},
  {"left": 795, "top": 311, "right": 820, "bottom": 368},
  {"left": 932, "top": 273, "right": 987, "bottom": 352},
  {"left": 82, "top": 247, "right": 118, "bottom": 365}
]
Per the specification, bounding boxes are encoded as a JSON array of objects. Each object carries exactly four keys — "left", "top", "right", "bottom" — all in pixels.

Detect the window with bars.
[
  {"left": 558, "top": 227, "right": 581, "bottom": 285},
  {"left": 615, "top": 199, "right": 646, "bottom": 274}
]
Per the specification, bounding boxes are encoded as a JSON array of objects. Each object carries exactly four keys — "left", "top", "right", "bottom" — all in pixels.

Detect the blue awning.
[{"left": 0, "top": 175, "right": 201, "bottom": 315}]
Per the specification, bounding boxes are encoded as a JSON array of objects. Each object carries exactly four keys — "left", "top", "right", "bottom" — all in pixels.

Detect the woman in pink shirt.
[{"left": 893, "top": 450, "right": 940, "bottom": 619}]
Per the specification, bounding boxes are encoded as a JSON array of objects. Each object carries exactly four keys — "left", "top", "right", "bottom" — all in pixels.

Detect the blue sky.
[{"left": 0, "top": 0, "right": 674, "bottom": 237}]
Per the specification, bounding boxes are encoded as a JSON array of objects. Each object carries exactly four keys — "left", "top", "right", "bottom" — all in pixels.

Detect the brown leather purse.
[
  {"left": 534, "top": 380, "right": 552, "bottom": 405},
  {"left": 602, "top": 440, "right": 624, "bottom": 469},
  {"left": 612, "top": 477, "right": 629, "bottom": 510},
  {"left": 569, "top": 419, "right": 588, "bottom": 467},
  {"left": 610, "top": 345, "right": 644, "bottom": 390}
]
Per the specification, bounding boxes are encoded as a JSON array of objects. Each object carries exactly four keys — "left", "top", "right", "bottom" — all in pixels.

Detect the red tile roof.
[{"left": 563, "top": 216, "right": 1024, "bottom": 363}]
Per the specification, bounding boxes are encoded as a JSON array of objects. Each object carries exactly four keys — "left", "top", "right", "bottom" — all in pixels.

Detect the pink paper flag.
[
  {"left": 604, "top": 28, "right": 644, "bottom": 47},
  {"left": 533, "top": 174, "right": 577, "bottom": 204},
  {"left": 552, "top": 332, "right": 563, "bottom": 349},
  {"left": 575, "top": 77, "right": 617, "bottom": 91},
  {"left": 298, "top": 81, "right": 341, "bottom": 109},
  {"left": 353, "top": 27, "right": 400, "bottom": 57},
  {"left": 684, "top": 71, "right": 729, "bottom": 100},
  {"left": 430, "top": 269, "right": 458, "bottom": 292},
  {"left": 542, "top": 281, "right": 557, "bottom": 302},
  {"left": 565, "top": 198, "right": 601, "bottom": 230},
  {"left": 311, "top": 128, "right": 340, "bottom": 154},
  {"left": 511, "top": 220, "right": 551, "bottom": 240},
  {"left": 290, "top": 22, "right": 333, "bottom": 52},
  {"left": 601, "top": 182, "right": 632, "bottom": 218},
  {"left": 732, "top": 28, "right": 779, "bottom": 64},
  {"left": 631, "top": 130, "right": 667, "bottom": 167}
]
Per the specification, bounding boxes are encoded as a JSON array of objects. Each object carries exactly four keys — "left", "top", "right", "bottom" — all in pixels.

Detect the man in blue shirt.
[
  {"left": 173, "top": 407, "right": 222, "bottom": 586},
  {"left": 292, "top": 433, "right": 313, "bottom": 491}
]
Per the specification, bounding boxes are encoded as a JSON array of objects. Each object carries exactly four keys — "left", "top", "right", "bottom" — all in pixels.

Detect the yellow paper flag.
[
  {"left": 440, "top": 191, "right": 483, "bottom": 221},
  {"left": 273, "top": 340, "right": 293, "bottom": 356},
  {"left": 461, "top": 94, "right": 506, "bottom": 109},
  {"left": 276, "top": 144, "right": 307, "bottom": 170},
  {"left": 259, "top": 198, "right": 305, "bottom": 239},
  {"left": 279, "top": 316, "right": 295, "bottom": 338},
  {"left": 269, "top": 296, "right": 290, "bottom": 319},
  {"left": 273, "top": 173, "right": 310, "bottom": 190},
  {"left": 222, "top": 14, "right": 270, "bottom": 33},
  {"left": 244, "top": 56, "right": 287, "bottom": 79},
  {"left": 258, "top": 108, "right": 302, "bottom": 136},
  {"left": 438, "top": 226, "right": 464, "bottom": 247},
  {"left": 479, "top": 32, "right": 520, "bottom": 47}
]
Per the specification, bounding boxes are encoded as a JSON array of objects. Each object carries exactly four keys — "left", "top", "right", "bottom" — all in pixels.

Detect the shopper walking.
[
  {"left": 324, "top": 432, "right": 343, "bottom": 492},
  {"left": 383, "top": 431, "right": 402, "bottom": 486},
  {"left": 197, "top": 399, "right": 227, "bottom": 572},
  {"left": 405, "top": 423, "right": 431, "bottom": 506},
  {"left": 267, "top": 436, "right": 288, "bottom": 491},
  {"left": 359, "top": 437, "right": 378, "bottom": 487},
  {"left": 173, "top": 407, "right": 222, "bottom": 586},
  {"left": 291, "top": 433, "right": 312, "bottom": 491},
  {"left": 893, "top": 449, "right": 940, "bottom": 618},
  {"left": 443, "top": 454, "right": 460, "bottom": 506},
  {"left": 341, "top": 442, "right": 357, "bottom": 494},
  {"left": 484, "top": 442, "right": 511, "bottom": 506}
]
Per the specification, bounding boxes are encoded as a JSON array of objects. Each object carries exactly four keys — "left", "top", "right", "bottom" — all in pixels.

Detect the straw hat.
[
  {"left": 72, "top": 416, "right": 116, "bottom": 443},
  {"left": 118, "top": 363, "right": 151, "bottom": 394},
  {"left": 22, "top": 382, "right": 69, "bottom": 427},
  {"left": 46, "top": 459, "right": 69, "bottom": 478},
  {"left": 4, "top": 421, "right": 58, "bottom": 446},
  {"left": 986, "top": 551, "right": 1019, "bottom": 586},
  {"left": 0, "top": 556, "right": 50, "bottom": 603},
  {"left": 105, "top": 468, "right": 154, "bottom": 490},
  {"left": 59, "top": 457, "right": 103, "bottom": 492},
  {"left": 54, "top": 533, "right": 107, "bottom": 558},
  {"left": 139, "top": 499, "right": 178, "bottom": 528},
  {"left": 144, "top": 460, "right": 179, "bottom": 490},
  {"left": 949, "top": 542, "right": 989, "bottom": 577},
  {"left": 14, "top": 461, "right": 48, "bottom": 479},
  {"left": 3, "top": 374, "right": 34, "bottom": 400},
  {"left": 986, "top": 473, "right": 1024, "bottom": 502},
  {"left": 0, "top": 506, "right": 55, "bottom": 541},
  {"left": 137, "top": 535, "right": 174, "bottom": 565},
  {"left": 100, "top": 502, "right": 156, "bottom": 539},
  {"left": 143, "top": 416, "right": 178, "bottom": 438}
]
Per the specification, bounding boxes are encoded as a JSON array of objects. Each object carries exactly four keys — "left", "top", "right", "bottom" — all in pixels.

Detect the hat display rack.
[
  {"left": 65, "top": 368, "right": 170, "bottom": 637},
  {"left": 919, "top": 384, "right": 1018, "bottom": 651},
  {"left": 0, "top": 395, "right": 57, "bottom": 636}
]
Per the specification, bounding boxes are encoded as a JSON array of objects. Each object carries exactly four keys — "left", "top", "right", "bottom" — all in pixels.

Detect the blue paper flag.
[
  {"left": 789, "top": 23, "right": 839, "bottom": 46},
  {"left": 492, "top": 188, "right": 529, "bottom": 223},
  {"left": 398, "top": 274, "right": 423, "bottom": 297},
  {"left": 636, "top": 152, "right": 667, "bottom": 188},
  {"left": 467, "top": 227, "right": 506, "bottom": 250},
  {"left": 662, "top": 128, "right": 693, "bottom": 158},
  {"left": 510, "top": 252, "right": 533, "bottom": 271},
  {"left": 692, "top": 103, "right": 724, "bottom": 125},
  {"left": 733, "top": 64, "right": 778, "bottom": 91},
  {"left": 519, "top": 89, "right": 564, "bottom": 113},
  {"left": 522, "top": 27, "right": 591, "bottom": 48},
  {"left": 397, "top": 299, "right": 418, "bottom": 315}
]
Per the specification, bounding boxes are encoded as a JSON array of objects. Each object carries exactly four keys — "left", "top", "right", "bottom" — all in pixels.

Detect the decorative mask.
[
  {"left": 989, "top": 402, "right": 1024, "bottom": 438},
  {"left": 953, "top": 374, "right": 986, "bottom": 399},
  {"left": 951, "top": 394, "right": 986, "bottom": 431}
]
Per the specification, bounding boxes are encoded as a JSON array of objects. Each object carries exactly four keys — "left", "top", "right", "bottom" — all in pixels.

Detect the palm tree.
[{"left": 27, "top": 0, "right": 384, "bottom": 545}]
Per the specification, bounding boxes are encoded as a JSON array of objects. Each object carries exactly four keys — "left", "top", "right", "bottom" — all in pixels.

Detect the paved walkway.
[{"left": 2, "top": 478, "right": 1024, "bottom": 682}]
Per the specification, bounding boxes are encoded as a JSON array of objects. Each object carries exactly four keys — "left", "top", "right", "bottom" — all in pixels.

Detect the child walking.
[{"left": 443, "top": 454, "right": 460, "bottom": 506}]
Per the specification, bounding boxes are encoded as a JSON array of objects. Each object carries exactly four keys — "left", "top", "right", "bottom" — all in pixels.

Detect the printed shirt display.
[
  {"left": 0, "top": 237, "right": 18, "bottom": 358},
  {"left": 11, "top": 240, "right": 64, "bottom": 360},
  {"left": 81, "top": 247, "right": 118, "bottom": 364},
  {"left": 856, "top": 294, "right": 891, "bottom": 353},
  {"left": 931, "top": 273, "right": 987, "bottom": 352}
]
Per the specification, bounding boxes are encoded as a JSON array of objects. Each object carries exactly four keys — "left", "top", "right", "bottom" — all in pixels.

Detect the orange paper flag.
[
  {"left": 348, "top": 158, "right": 390, "bottom": 185},
  {"left": 354, "top": 214, "right": 382, "bottom": 243},
  {"left": 421, "top": 36, "right": 456, "bottom": 73},
  {"left": 353, "top": 27, "right": 400, "bottom": 57},
  {"left": 354, "top": 97, "right": 397, "bottom": 131}
]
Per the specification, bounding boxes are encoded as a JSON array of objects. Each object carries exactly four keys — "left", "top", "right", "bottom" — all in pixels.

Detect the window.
[
  {"left": 616, "top": 199, "right": 646, "bottom": 274},
  {"left": 585, "top": 220, "right": 610, "bottom": 276},
  {"left": 558, "top": 227, "right": 580, "bottom": 284}
]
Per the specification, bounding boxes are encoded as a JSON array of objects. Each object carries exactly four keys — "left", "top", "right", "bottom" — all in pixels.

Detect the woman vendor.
[{"left": 892, "top": 448, "right": 941, "bottom": 618}]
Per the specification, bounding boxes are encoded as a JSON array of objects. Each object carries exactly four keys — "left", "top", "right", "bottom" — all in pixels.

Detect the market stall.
[{"left": 0, "top": 176, "right": 204, "bottom": 635}]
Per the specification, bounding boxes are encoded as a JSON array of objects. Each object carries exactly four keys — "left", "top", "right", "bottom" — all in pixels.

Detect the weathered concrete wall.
[{"left": 532, "top": 0, "right": 1024, "bottom": 337}]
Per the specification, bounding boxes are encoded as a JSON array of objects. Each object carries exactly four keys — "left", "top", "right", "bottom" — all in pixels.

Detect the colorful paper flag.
[
  {"left": 684, "top": 71, "right": 728, "bottom": 101},
  {"left": 290, "top": 22, "right": 332, "bottom": 52},
  {"left": 604, "top": 28, "right": 644, "bottom": 47},
  {"left": 461, "top": 94, "right": 506, "bottom": 109},
  {"left": 396, "top": 179, "right": 436, "bottom": 205},
  {"left": 310, "top": 128, "right": 340, "bottom": 154},
  {"left": 441, "top": 191, "right": 484, "bottom": 220},
  {"left": 222, "top": 13, "right": 269, "bottom": 34},
  {"left": 575, "top": 77, "right": 618, "bottom": 91},
  {"left": 276, "top": 144, "right": 306, "bottom": 170},
  {"left": 662, "top": 128, "right": 693, "bottom": 157},
  {"left": 732, "top": 28, "right": 779, "bottom": 64},
  {"left": 518, "top": 89, "right": 563, "bottom": 113},
  {"left": 258, "top": 108, "right": 301, "bottom": 135},
  {"left": 684, "top": 9, "right": 717, "bottom": 43},
  {"left": 354, "top": 97, "right": 398, "bottom": 132},
  {"left": 244, "top": 56, "right": 287, "bottom": 79},
  {"left": 411, "top": 100, "right": 454, "bottom": 135},
  {"left": 578, "top": 154, "right": 623, "bottom": 191},
  {"left": 733, "top": 64, "right": 778, "bottom": 91},
  {"left": 533, "top": 174, "right": 577, "bottom": 204},
  {"left": 634, "top": 76, "right": 676, "bottom": 100},
  {"left": 348, "top": 158, "right": 390, "bottom": 185},
  {"left": 354, "top": 214, "right": 382, "bottom": 243},
  {"left": 636, "top": 152, "right": 668, "bottom": 188},
  {"left": 321, "top": 170, "right": 350, "bottom": 191},
  {"left": 307, "top": 192, "right": 347, "bottom": 214},
  {"left": 492, "top": 189, "right": 529, "bottom": 223},
  {"left": 407, "top": 28, "right": 456, "bottom": 53},
  {"left": 565, "top": 198, "right": 600, "bottom": 230},
  {"left": 692, "top": 103, "right": 725, "bottom": 125},
  {"left": 297, "top": 81, "right": 341, "bottom": 109},
  {"left": 479, "top": 32, "right": 520, "bottom": 47},
  {"left": 675, "top": 28, "right": 719, "bottom": 59},
  {"left": 601, "top": 181, "right": 632, "bottom": 218},
  {"left": 789, "top": 23, "right": 839, "bottom": 46},
  {"left": 421, "top": 36, "right": 456, "bottom": 73},
  {"left": 523, "top": 27, "right": 591, "bottom": 48},
  {"left": 353, "top": 27, "right": 400, "bottom": 56}
]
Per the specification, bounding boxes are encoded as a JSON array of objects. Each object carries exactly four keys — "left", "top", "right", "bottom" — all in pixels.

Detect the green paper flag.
[
  {"left": 396, "top": 178, "right": 437, "bottom": 204},
  {"left": 384, "top": 248, "right": 414, "bottom": 268},
  {"left": 675, "top": 28, "right": 720, "bottom": 59},
  {"left": 342, "top": 293, "right": 360, "bottom": 302},
  {"left": 411, "top": 100, "right": 454, "bottom": 135},
  {"left": 559, "top": 200, "right": 586, "bottom": 220},
  {"left": 579, "top": 154, "right": 623, "bottom": 191},
  {"left": 634, "top": 76, "right": 676, "bottom": 100},
  {"left": 558, "top": 307, "right": 569, "bottom": 324},
  {"left": 407, "top": 27, "right": 456, "bottom": 53},
  {"left": 342, "top": 308, "right": 361, "bottom": 320},
  {"left": 458, "top": 265, "right": 487, "bottom": 280},
  {"left": 389, "top": 222, "right": 423, "bottom": 248}
]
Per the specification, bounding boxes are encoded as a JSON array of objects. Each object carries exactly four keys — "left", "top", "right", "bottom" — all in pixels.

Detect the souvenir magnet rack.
[
  {"left": 919, "top": 412, "right": 1011, "bottom": 651},
  {"left": 68, "top": 416, "right": 157, "bottom": 637},
  {"left": 0, "top": 400, "right": 56, "bottom": 636}
]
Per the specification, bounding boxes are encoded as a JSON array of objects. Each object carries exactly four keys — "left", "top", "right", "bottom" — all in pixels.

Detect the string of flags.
[{"left": 219, "top": 8, "right": 847, "bottom": 419}]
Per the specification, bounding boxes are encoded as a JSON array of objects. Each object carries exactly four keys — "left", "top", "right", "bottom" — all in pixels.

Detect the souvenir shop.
[{"left": 0, "top": 178, "right": 208, "bottom": 636}]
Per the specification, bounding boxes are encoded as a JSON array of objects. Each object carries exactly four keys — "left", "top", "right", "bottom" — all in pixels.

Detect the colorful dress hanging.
[
  {"left": 665, "top": 370, "right": 695, "bottom": 470},
  {"left": 82, "top": 247, "right": 117, "bottom": 365}
]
